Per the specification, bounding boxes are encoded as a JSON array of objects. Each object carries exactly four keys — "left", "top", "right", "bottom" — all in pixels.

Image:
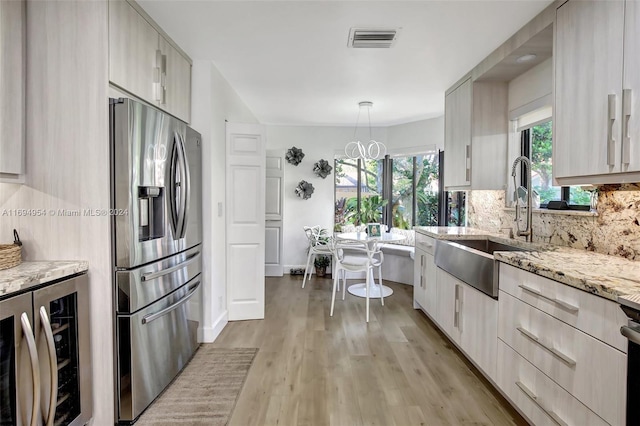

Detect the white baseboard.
[
  {"left": 198, "top": 310, "right": 228, "bottom": 343},
  {"left": 284, "top": 264, "right": 306, "bottom": 273}
]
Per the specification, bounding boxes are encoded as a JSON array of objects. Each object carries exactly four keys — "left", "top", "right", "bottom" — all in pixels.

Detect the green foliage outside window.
[
  {"left": 334, "top": 154, "right": 439, "bottom": 230},
  {"left": 530, "top": 122, "right": 590, "bottom": 206}
]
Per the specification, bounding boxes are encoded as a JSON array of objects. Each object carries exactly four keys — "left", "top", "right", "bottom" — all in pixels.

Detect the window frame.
[
  {"left": 520, "top": 123, "right": 590, "bottom": 210},
  {"left": 334, "top": 150, "right": 447, "bottom": 231},
  {"left": 383, "top": 152, "right": 441, "bottom": 230}
]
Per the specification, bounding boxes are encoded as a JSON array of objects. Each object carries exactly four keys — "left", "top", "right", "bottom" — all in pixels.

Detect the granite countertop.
[
  {"left": 0, "top": 261, "right": 89, "bottom": 299},
  {"left": 415, "top": 226, "right": 640, "bottom": 304}
]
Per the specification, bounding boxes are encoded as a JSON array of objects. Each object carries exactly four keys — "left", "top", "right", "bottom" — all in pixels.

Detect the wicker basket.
[{"left": 0, "top": 243, "right": 21, "bottom": 270}]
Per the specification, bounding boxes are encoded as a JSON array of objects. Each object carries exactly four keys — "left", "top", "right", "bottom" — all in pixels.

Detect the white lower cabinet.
[
  {"left": 433, "top": 268, "right": 497, "bottom": 381},
  {"left": 413, "top": 248, "right": 428, "bottom": 310},
  {"left": 413, "top": 234, "right": 437, "bottom": 317},
  {"left": 435, "top": 268, "right": 459, "bottom": 343},
  {"left": 460, "top": 282, "right": 497, "bottom": 380},
  {"left": 497, "top": 339, "right": 608, "bottom": 426},
  {"left": 499, "top": 290, "right": 626, "bottom": 425}
]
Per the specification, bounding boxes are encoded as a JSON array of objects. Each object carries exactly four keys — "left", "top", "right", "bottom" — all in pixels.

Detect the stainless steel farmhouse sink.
[{"left": 434, "top": 239, "right": 526, "bottom": 298}]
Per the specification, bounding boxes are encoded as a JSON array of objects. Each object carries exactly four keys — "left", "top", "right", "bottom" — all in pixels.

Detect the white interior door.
[
  {"left": 265, "top": 150, "right": 284, "bottom": 276},
  {"left": 226, "top": 122, "right": 266, "bottom": 320}
]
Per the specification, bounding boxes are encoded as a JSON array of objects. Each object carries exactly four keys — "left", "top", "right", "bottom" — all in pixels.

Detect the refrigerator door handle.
[
  {"left": 39, "top": 306, "right": 58, "bottom": 426},
  {"left": 174, "top": 132, "right": 190, "bottom": 239},
  {"left": 141, "top": 281, "right": 201, "bottom": 325},
  {"left": 20, "top": 313, "right": 41, "bottom": 426},
  {"left": 141, "top": 251, "right": 201, "bottom": 282},
  {"left": 169, "top": 137, "right": 180, "bottom": 237},
  {"left": 178, "top": 132, "right": 191, "bottom": 239}
]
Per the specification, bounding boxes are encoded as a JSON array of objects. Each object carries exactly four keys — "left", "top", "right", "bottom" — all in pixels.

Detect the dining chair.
[
  {"left": 330, "top": 239, "right": 384, "bottom": 322},
  {"left": 302, "top": 226, "right": 333, "bottom": 288}
]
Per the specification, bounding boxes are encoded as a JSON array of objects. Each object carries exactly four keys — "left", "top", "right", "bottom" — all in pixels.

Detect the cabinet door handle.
[
  {"left": 623, "top": 89, "right": 632, "bottom": 165},
  {"left": 518, "top": 284, "right": 579, "bottom": 313},
  {"left": 515, "top": 381, "right": 568, "bottom": 426},
  {"left": 154, "top": 49, "right": 163, "bottom": 101},
  {"left": 607, "top": 94, "right": 617, "bottom": 166},
  {"left": 20, "top": 313, "right": 41, "bottom": 426},
  {"left": 465, "top": 144, "right": 471, "bottom": 183},
  {"left": 420, "top": 275, "right": 424, "bottom": 288},
  {"left": 516, "top": 326, "right": 576, "bottom": 367},
  {"left": 39, "top": 306, "right": 58, "bottom": 426},
  {"left": 454, "top": 285, "right": 462, "bottom": 331}
]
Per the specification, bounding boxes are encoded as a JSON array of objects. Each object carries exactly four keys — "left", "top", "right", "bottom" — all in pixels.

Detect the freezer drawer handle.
[
  {"left": 39, "top": 306, "right": 58, "bottom": 426},
  {"left": 142, "top": 281, "right": 201, "bottom": 325},
  {"left": 515, "top": 381, "right": 568, "bottom": 426},
  {"left": 141, "top": 252, "right": 200, "bottom": 282},
  {"left": 20, "top": 313, "right": 41, "bottom": 426}
]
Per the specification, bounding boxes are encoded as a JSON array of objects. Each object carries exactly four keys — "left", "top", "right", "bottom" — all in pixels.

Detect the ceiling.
[{"left": 138, "top": 0, "right": 554, "bottom": 126}]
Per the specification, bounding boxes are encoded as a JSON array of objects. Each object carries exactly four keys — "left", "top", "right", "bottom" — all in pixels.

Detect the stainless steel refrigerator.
[{"left": 109, "top": 98, "right": 202, "bottom": 424}]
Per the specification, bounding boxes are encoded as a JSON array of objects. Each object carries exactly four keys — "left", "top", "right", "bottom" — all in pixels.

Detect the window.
[
  {"left": 334, "top": 150, "right": 458, "bottom": 231},
  {"left": 388, "top": 154, "right": 439, "bottom": 229},
  {"left": 521, "top": 121, "right": 590, "bottom": 208},
  {"left": 334, "top": 158, "right": 383, "bottom": 230}
]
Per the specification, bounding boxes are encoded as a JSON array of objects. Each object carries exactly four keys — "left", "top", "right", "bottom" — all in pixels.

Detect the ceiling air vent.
[{"left": 348, "top": 28, "right": 400, "bottom": 48}]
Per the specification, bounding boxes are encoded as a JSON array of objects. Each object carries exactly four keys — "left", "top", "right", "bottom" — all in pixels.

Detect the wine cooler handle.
[
  {"left": 20, "top": 313, "right": 41, "bottom": 426},
  {"left": 40, "top": 306, "right": 58, "bottom": 426}
]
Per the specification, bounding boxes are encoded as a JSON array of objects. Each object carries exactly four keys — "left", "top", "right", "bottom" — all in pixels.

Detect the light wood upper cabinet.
[
  {"left": 159, "top": 36, "right": 191, "bottom": 123},
  {"left": 623, "top": 1, "right": 640, "bottom": 174},
  {"left": 444, "top": 78, "right": 508, "bottom": 190},
  {"left": 444, "top": 78, "right": 472, "bottom": 189},
  {"left": 555, "top": 0, "right": 640, "bottom": 184},
  {"left": 108, "top": 0, "right": 191, "bottom": 123},
  {"left": 0, "top": 0, "right": 25, "bottom": 178},
  {"left": 109, "top": 0, "right": 158, "bottom": 104}
]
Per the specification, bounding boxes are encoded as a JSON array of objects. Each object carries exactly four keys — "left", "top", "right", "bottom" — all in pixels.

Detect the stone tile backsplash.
[{"left": 467, "top": 184, "right": 640, "bottom": 260}]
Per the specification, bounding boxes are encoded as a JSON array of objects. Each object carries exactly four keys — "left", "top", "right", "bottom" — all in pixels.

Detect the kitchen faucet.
[{"left": 511, "top": 156, "right": 533, "bottom": 242}]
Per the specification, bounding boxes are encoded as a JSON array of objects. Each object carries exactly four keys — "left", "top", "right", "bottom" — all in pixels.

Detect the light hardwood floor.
[{"left": 213, "top": 275, "right": 526, "bottom": 426}]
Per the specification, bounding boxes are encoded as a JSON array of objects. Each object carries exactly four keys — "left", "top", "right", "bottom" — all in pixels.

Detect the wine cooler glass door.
[
  {"left": 34, "top": 275, "right": 92, "bottom": 426},
  {"left": 0, "top": 292, "right": 37, "bottom": 426}
]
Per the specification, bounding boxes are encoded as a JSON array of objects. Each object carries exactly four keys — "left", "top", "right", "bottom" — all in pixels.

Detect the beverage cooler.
[{"left": 0, "top": 273, "right": 91, "bottom": 426}]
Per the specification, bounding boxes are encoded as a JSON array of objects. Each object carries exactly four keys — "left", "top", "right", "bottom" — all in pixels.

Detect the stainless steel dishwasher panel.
[{"left": 117, "top": 277, "right": 201, "bottom": 423}]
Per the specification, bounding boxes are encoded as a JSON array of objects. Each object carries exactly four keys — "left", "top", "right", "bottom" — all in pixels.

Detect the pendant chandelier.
[{"left": 344, "top": 101, "right": 387, "bottom": 160}]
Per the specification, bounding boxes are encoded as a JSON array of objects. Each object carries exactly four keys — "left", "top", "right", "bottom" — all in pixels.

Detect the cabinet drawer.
[
  {"left": 500, "top": 263, "right": 628, "bottom": 353},
  {"left": 497, "top": 340, "right": 608, "bottom": 426},
  {"left": 499, "top": 291, "right": 626, "bottom": 425},
  {"left": 415, "top": 233, "right": 435, "bottom": 255}
]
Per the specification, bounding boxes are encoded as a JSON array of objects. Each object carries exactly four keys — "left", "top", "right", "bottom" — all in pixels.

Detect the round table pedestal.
[{"left": 347, "top": 283, "right": 394, "bottom": 298}]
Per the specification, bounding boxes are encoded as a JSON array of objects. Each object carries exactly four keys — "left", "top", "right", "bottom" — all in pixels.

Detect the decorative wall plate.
[
  {"left": 313, "top": 159, "right": 333, "bottom": 179},
  {"left": 285, "top": 146, "right": 305, "bottom": 165},
  {"left": 295, "top": 180, "right": 314, "bottom": 199}
]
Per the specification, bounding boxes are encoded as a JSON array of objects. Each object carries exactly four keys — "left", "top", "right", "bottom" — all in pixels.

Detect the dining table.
[{"left": 335, "top": 231, "right": 406, "bottom": 298}]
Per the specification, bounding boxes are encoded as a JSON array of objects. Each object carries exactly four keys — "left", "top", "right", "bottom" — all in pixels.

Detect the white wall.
[
  {"left": 190, "top": 60, "right": 258, "bottom": 342},
  {"left": 387, "top": 116, "right": 444, "bottom": 153},
  {"left": 267, "top": 116, "right": 444, "bottom": 269}
]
